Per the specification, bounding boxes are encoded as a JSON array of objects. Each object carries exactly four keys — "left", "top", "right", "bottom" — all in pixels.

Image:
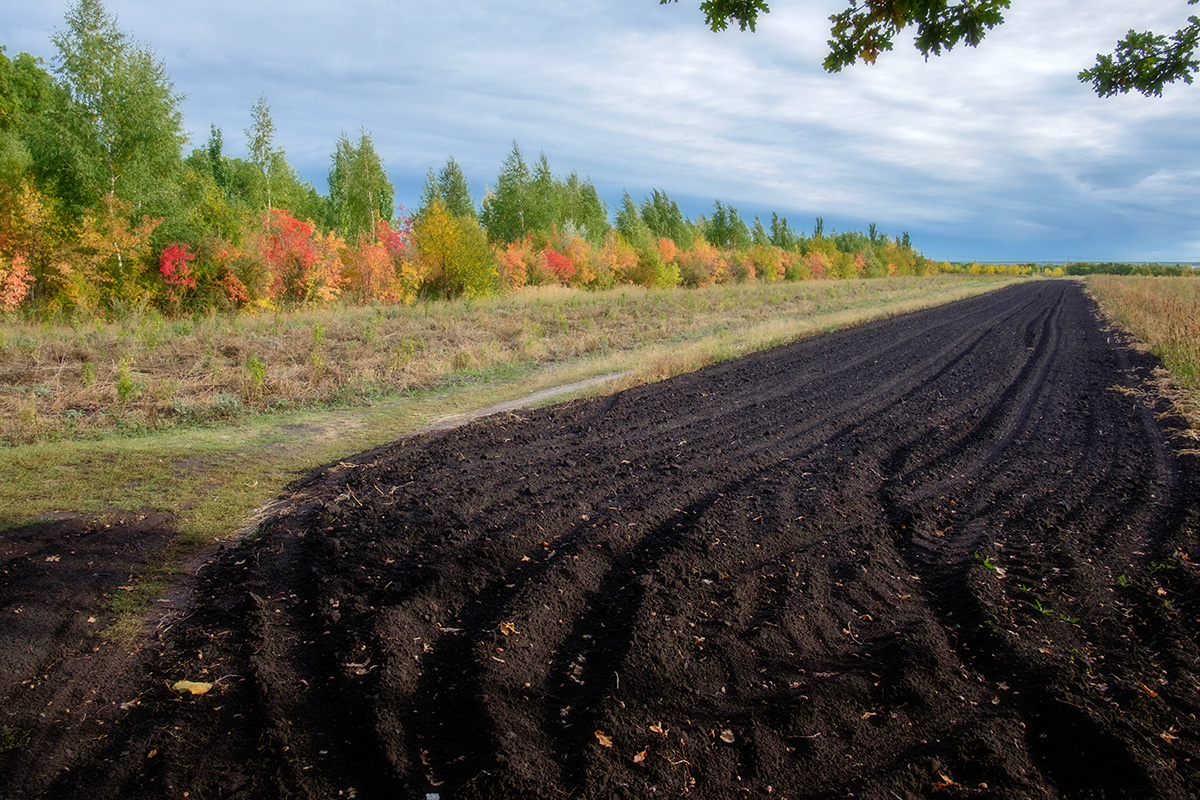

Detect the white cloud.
[{"left": 6, "top": 0, "right": 1199, "bottom": 261}]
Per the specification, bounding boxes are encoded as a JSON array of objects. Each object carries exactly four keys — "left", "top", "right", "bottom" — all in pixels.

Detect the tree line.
[{"left": 0, "top": 0, "right": 1021, "bottom": 318}]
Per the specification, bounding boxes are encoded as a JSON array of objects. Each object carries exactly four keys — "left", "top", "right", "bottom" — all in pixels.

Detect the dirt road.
[{"left": 3, "top": 280, "right": 1197, "bottom": 799}]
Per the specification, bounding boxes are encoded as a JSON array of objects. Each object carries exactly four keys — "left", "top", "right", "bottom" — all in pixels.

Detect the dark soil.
[{"left": 2, "top": 280, "right": 1198, "bottom": 799}]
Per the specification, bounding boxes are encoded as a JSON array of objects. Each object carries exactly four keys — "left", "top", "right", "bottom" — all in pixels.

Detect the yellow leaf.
[
  {"left": 650, "top": 722, "right": 669, "bottom": 736},
  {"left": 595, "top": 730, "right": 613, "bottom": 748},
  {"left": 633, "top": 749, "right": 647, "bottom": 763},
  {"left": 499, "top": 621, "right": 519, "bottom": 636},
  {"left": 172, "top": 679, "right": 214, "bottom": 696}
]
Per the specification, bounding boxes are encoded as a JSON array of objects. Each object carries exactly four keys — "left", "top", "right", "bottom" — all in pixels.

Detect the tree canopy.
[{"left": 663, "top": 0, "right": 1200, "bottom": 97}]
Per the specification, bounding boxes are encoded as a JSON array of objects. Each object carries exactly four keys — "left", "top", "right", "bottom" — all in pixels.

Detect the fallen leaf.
[
  {"left": 172, "top": 680, "right": 214, "bottom": 696},
  {"left": 595, "top": 730, "right": 613, "bottom": 748},
  {"left": 720, "top": 729, "right": 735, "bottom": 744},
  {"left": 650, "top": 722, "right": 669, "bottom": 736},
  {"left": 633, "top": 749, "right": 647, "bottom": 763},
  {"left": 499, "top": 622, "right": 519, "bottom": 636},
  {"left": 932, "top": 771, "right": 959, "bottom": 791}
]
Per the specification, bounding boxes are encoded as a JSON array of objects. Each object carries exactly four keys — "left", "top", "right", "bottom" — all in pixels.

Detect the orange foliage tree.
[
  {"left": 252, "top": 208, "right": 345, "bottom": 306},
  {"left": 341, "top": 218, "right": 419, "bottom": 304},
  {"left": 676, "top": 237, "right": 727, "bottom": 287},
  {"left": 495, "top": 236, "right": 535, "bottom": 290},
  {"left": 0, "top": 254, "right": 33, "bottom": 311}
]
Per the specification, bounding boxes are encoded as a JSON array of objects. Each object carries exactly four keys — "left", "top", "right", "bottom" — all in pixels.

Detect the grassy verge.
[
  {"left": 1, "top": 276, "right": 1022, "bottom": 543},
  {"left": 2, "top": 276, "right": 1011, "bottom": 445},
  {"left": 1086, "top": 274, "right": 1200, "bottom": 443}
]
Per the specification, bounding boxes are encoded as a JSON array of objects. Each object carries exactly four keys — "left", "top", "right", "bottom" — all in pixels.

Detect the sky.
[{"left": 6, "top": 0, "right": 1199, "bottom": 263}]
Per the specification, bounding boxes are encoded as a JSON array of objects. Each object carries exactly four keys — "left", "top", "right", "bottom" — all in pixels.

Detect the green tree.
[
  {"left": 664, "top": 0, "right": 1200, "bottom": 97},
  {"left": 51, "top": 0, "right": 184, "bottom": 212},
  {"left": 203, "top": 124, "right": 230, "bottom": 194},
  {"left": 704, "top": 201, "right": 751, "bottom": 249},
  {"left": 419, "top": 156, "right": 476, "bottom": 220},
  {"left": 480, "top": 141, "right": 531, "bottom": 243},
  {"left": 769, "top": 212, "right": 803, "bottom": 251},
  {"left": 245, "top": 93, "right": 280, "bottom": 215},
  {"left": 558, "top": 171, "right": 609, "bottom": 244},
  {"left": 640, "top": 189, "right": 694, "bottom": 249},
  {"left": 327, "top": 128, "right": 394, "bottom": 239},
  {"left": 524, "top": 152, "right": 558, "bottom": 237},
  {"left": 751, "top": 216, "right": 770, "bottom": 247}
]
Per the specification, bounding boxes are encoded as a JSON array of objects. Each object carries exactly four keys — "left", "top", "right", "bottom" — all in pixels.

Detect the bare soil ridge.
[{"left": 2, "top": 280, "right": 1197, "bottom": 799}]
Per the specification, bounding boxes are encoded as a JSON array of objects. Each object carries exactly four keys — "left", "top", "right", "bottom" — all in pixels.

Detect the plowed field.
[{"left": 3, "top": 280, "right": 1198, "bottom": 799}]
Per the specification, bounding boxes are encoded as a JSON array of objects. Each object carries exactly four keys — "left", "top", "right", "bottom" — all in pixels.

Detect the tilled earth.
[{"left": 2, "top": 280, "right": 1198, "bottom": 799}]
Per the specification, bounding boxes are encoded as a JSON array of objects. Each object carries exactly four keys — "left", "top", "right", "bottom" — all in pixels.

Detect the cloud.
[{"left": 7, "top": 0, "right": 1199, "bottom": 261}]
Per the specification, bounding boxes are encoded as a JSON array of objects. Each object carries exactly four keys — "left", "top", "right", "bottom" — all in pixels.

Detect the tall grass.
[
  {"left": 0, "top": 275, "right": 1015, "bottom": 445},
  {"left": 1087, "top": 275, "right": 1200, "bottom": 434}
]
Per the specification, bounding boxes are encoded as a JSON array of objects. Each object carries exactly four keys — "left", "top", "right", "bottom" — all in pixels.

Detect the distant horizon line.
[{"left": 944, "top": 259, "right": 1199, "bottom": 267}]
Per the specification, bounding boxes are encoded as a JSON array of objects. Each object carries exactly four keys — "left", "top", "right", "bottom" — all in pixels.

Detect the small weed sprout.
[
  {"left": 115, "top": 358, "right": 144, "bottom": 405},
  {"left": 0, "top": 725, "right": 30, "bottom": 754},
  {"left": 310, "top": 322, "right": 327, "bottom": 368},
  {"left": 80, "top": 360, "right": 96, "bottom": 387},
  {"left": 245, "top": 354, "right": 267, "bottom": 403}
]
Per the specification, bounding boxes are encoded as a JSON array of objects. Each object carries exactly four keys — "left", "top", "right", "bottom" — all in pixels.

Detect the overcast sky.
[{"left": 7, "top": 0, "right": 1199, "bottom": 262}]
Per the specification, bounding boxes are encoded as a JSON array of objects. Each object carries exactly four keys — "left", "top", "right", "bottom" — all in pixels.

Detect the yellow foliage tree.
[
  {"left": 413, "top": 199, "right": 496, "bottom": 299},
  {"left": 76, "top": 193, "right": 162, "bottom": 310}
]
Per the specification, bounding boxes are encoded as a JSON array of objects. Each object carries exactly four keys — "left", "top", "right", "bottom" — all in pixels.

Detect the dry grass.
[
  {"left": 0, "top": 276, "right": 1016, "bottom": 445},
  {"left": 1087, "top": 274, "right": 1200, "bottom": 442}
]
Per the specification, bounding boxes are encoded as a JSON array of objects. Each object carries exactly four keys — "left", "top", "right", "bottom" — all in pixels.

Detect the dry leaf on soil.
[{"left": 172, "top": 680, "right": 214, "bottom": 696}]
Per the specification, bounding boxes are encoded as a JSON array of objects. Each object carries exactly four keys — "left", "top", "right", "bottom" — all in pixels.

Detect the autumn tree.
[
  {"left": 664, "top": 0, "right": 1200, "bottom": 97},
  {"left": 615, "top": 193, "right": 678, "bottom": 287},
  {"left": 328, "top": 128, "right": 394, "bottom": 240},
  {"left": 253, "top": 208, "right": 343, "bottom": 306},
  {"left": 413, "top": 198, "right": 496, "bottom": 299},
  {"left": 76, "top": 193, "right": 161, "bottom": 310}
]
